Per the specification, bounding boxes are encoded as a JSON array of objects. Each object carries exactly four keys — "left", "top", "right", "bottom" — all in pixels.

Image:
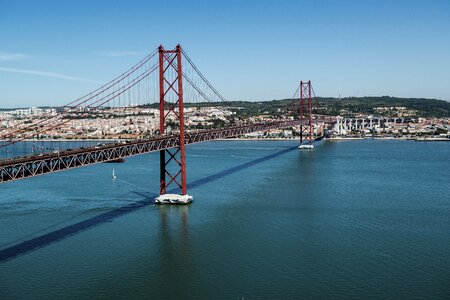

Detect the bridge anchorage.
[
  {"left": 154, "top": 44, "right": 192, "bottom": 205},
  {"left": 298, "top": 80, "right": 314, "bottom": 150}
]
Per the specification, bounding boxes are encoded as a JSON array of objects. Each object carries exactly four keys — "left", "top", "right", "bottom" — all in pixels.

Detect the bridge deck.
[{"left": 0, "top": 120, "right": 301, "bottom": 183}]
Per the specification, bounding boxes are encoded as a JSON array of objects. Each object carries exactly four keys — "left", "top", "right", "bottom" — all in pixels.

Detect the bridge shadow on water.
[{"left": 0, "top": 145, "right": 297, "bottom": 263}]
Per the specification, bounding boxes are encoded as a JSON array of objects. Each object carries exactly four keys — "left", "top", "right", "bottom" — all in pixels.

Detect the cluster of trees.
[
  {"left": 315, "top": 96, "right": 450, "bottom": 118},
  {"left": 226, "top": 96, "right": 450, "bottom": 118}
]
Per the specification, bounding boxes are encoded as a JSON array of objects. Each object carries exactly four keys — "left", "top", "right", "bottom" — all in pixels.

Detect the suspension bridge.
[{"left": 0, "top": 44, "right": 331, "bottom": 202}]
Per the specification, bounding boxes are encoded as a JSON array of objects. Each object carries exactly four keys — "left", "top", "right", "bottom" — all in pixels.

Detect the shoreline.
[
  {"left": 216, "top": 138, "right": 298, "bottom": 141},
  {"left": 1, "top": 137, "right": 449, "bottom": 143}
]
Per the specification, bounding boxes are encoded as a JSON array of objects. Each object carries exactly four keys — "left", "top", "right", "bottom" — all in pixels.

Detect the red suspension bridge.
[{"left": 0, "top": 44, "right": 331, "bottom": 202}]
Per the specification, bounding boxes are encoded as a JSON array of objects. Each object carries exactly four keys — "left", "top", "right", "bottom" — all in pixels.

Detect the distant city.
[{"left": 1, "top": 98, "right": 449, "bottom": 141}]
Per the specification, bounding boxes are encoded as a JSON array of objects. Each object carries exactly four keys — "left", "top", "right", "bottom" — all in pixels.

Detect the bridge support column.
[
  {"left": 156, "top": 44, "right": 192, "bottom": 205},
  {"left": 299, "top": 80, "right": 314, "bottom": 149}
]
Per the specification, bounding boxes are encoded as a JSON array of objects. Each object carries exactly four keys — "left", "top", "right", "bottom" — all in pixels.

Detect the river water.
[{"left": 0, "top": 140, "right": 449, "bottom": 299}]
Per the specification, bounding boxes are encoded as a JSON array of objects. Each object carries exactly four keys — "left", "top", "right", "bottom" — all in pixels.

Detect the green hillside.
[{"left": 224, "top": 96, "right": 450, "bottom": 118}]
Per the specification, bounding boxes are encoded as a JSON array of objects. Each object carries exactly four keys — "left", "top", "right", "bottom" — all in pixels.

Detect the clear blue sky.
[{"left": 0, "top": 0, "right": 449, "bottom": 108}]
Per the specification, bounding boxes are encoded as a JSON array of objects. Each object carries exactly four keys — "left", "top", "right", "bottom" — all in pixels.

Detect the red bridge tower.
[
  {"left": 299, "top": 80, "right": 314, "bottom": 149},
  {"left": 156, "top": 44, "right": 192, "bottom": 204}
]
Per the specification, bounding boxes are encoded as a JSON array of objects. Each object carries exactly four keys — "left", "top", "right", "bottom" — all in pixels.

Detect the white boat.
[
  {"left": 298, "top": 144, "right": 314, "bottom": 149},
  {"left": 155, "top": 194, "right": 193, "bottom": 205},
  {"left": 112, "top": 168, "right": 117, "bottom": 180}
]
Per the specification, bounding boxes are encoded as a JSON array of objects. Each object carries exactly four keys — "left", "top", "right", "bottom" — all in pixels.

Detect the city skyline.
[{"left": 1, "top": 0, "right": 449, "bottom": 108}]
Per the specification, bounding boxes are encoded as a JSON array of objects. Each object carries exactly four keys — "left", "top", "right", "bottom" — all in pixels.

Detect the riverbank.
[{"left": 2, "top": 136, "right": 449, "bottom": 143}]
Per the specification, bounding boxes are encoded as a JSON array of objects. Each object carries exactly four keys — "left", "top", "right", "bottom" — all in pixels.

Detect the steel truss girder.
[{"left": 0, "top": 120, "right": 303, "bottom": 183}]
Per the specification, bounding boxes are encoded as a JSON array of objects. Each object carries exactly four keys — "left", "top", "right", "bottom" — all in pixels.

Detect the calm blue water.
[{"left": 0, "top": 140, "right": 449, "bottom": 299}]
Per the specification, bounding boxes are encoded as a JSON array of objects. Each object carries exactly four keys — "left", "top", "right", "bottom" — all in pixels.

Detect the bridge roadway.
[{"left": 0, "top": 120, "right": 303, "bottom": 183}]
